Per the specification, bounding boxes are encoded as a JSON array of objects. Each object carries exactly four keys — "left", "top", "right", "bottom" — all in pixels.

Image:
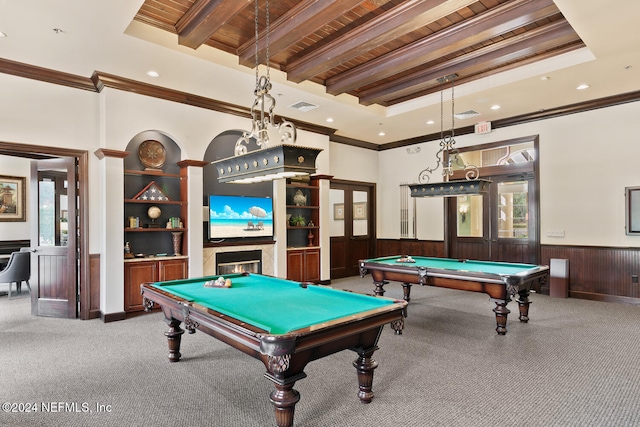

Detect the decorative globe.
[{"left": 147, "top": 206, "right": 161, "bottom": 220}]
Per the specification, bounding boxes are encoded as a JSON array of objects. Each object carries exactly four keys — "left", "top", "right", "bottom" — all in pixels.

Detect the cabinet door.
[
  {"left": 159, "top": 258, "right": 187, "bottom": 281},
  {"left": 287, "top": 249, "right": 320, "bottom": 283},
  {"left": 287, "top": 250, "right": 305, "bottom": 282},
  {"left": 124, "top": 262, "right": 157, "bottom": 312},
  {"left": 304, "top": 249, "right": 320, "bottom": 282}
]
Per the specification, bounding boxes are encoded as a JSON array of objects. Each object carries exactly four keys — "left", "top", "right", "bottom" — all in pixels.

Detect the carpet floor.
[{"left": 1, "top": 275, "right": 640, "bottom": 426}]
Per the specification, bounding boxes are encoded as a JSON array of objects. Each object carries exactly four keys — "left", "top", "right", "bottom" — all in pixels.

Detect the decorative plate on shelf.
[{"left": 138, "top": 140, "right": 166, "bottom": 169}]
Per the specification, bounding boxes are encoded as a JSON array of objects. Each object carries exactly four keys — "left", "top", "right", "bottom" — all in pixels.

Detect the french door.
[
  {"left": 447, "top": 172, "right": 539, "bottom": 264},
  {"left": 30, "top": 158, "right": 78, "bottom": 318},
  {"left": 329, "top": 181, "right": 376, "bottom": 279}
]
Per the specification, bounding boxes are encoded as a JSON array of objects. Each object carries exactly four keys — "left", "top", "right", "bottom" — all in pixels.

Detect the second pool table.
[
  {"left": 359, "top": 255, "right": 549, "bottom": 335},
  {"left": 141, "top": 273, "right": 406, "bottom": 427}
]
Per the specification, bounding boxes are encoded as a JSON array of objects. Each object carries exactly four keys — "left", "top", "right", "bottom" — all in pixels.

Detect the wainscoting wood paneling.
[
  {"left": 88, "top": 254, "right": 101, "bottom": 319},
  {"left": 541, "top": 245, "right": 640, "bottom": 304},
  {"left": 453, "top": 241, "right": 486, "bottom": 262},
  {"left": 376, "top": 239, "right": 445, "bottom": 258},
  {"left": 497, "top": 242, "right": 536, "bottom": 264}
]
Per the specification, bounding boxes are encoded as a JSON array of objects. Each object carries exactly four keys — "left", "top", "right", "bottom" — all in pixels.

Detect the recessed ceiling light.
[
  {"left": 426, "top": 120, "right": 435, "bottom": 125},
  {"left": 326, "top": 117, "right": 334, "bottom": 123},
  {"left": 490, "top": 105, "right": 501, "bottom": 110},
  {"left": 52, "top": 28, "right": 64, "bottom": 34},
  {"left": 576, "top": 84, "right": 590, "bottom": 90},
  {"left": 146, "top": 71, "right": 160, "bottom": 78},
  {"left": 378, "top": 131, "right": 386, "bottom": 137},
  {"left": 540, "top": 76, "right": 550, "bottom": 81},
  {"left": 0, "top": 32, "right": 7, "bottom": 38}
]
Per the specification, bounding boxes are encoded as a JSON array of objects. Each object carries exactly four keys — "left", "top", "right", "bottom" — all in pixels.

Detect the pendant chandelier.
[
  {"left": 410, "top": 73, "right": 490, "bottom": 197},
  {"left": 213, "top": 0, "right": 321, "bottom": 184}
]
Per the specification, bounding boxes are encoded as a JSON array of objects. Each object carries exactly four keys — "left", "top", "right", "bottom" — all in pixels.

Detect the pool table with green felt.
[
  {"left": 359, "top": 256, "right": 549, "bottom": 335},
  {"left": 140, "top": 272, "right": 406, "bottom": 427}
]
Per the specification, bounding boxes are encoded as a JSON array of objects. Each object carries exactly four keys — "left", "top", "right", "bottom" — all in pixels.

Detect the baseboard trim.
[
  {"left": 569, "top": 291, "right": 640, "bottom": 306},
  {"left": 100, "top": 311, "right": 127, "bottom": 323}
]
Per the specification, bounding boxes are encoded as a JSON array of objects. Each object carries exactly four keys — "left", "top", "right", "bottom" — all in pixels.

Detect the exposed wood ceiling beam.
[
  {"left": 389, "top": 41, "right": 584, "bottom": 105},
  {"left": 285, "top": 0, "right": 478, "bottom": 83},
  {"left": 176, "top": 0, "right": 252, "bottom": 49},
  {"left": 325, "top": 0, "right": 557, "bottom": 96},
  {"left": 359, "top": 20, "right": 579, "bottom": 106},
  {"left": 237, "top": 0, "right": 363, "bottom": 68}
]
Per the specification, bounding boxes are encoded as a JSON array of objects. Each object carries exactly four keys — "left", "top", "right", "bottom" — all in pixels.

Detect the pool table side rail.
[
  {"left": 141, "top": 279, "right": 406, "bottom": 335},
  {"left": 360, "top": 260, "right": 549, "bottom": 286}
]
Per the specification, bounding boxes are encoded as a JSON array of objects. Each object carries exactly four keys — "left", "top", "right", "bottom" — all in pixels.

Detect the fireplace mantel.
[{"left": 203, "top": 243, "right": 275, "bottom": 276}]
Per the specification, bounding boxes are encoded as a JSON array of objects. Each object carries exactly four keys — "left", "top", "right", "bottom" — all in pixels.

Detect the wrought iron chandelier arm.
[
  {"left": 236, "top": 0, "right": 297, "bottom": 151},
  {"left": 415, "top": 73, "right": 481, "bottom": 186}
]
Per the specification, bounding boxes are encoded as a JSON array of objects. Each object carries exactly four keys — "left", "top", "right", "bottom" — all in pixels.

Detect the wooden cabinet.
[
  {"left": 123, "top": 136, "right": 189, "bottom": 314},
  {"left": 124, "top": 257, "right": 188, "bottom": 312},
  {"left": 287, "top": 248, "right": 320, "bottom": 283},
  {"left": 124, "top": 168, "right": 188, "bottom": 256},
  {"left": 286, "top": 177, "right": 320, "bottom": 282}
]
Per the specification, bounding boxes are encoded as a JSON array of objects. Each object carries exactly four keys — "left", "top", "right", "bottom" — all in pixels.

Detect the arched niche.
[
  {"left": 202, "top": 130, "right": 274, "bottom": 244},
  {"left": 124, "top": 130, "right": 181, "bottom": 173}
]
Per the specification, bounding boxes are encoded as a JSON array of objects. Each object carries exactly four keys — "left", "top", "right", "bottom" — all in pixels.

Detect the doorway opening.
[
  {"left": 329, "top": 180, "right": 376, "bottom": 279},
  {"left": 0, "top": 141, "right": 89, "bottom": 319}
]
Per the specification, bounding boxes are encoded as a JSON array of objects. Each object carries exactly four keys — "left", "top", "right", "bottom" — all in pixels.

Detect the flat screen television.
[{"left": 208, "top": 194, "right": 274, "bottom": 240}]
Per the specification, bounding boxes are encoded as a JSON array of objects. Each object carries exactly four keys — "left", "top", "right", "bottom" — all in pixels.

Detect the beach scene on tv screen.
[{"left": 209, "top": 195, "right": 273, "bottom": 239}]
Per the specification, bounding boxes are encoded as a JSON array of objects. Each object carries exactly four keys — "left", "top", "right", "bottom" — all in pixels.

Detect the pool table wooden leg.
[
  {"left": 401, "top": 282, "right": 411, "bottom": 317},
  {"left": 372, "top": 280, "right": 386, "bottom": 297},
  {"left": 164, "top": 319, "right": 184, "bottom": 362},
  {"left": 492, "top": 299, "right": 511, "bottom": 335},
  {"left": 517, "top": 290, "right": 531, "bottom": 322},
  {"left": 269, "top": 382, "right": 301, "bottom": 427},
  {"left": 352, "top": 345, "right": 379, "bottom": 403}
]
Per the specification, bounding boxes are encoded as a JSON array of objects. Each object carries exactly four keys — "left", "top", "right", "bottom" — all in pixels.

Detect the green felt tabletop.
[
  {"left": 363, "top": 256, "right": 540, "bottom": 276},
  {"left": 150, "top": 274, "right": 395, "bottom": 335}
]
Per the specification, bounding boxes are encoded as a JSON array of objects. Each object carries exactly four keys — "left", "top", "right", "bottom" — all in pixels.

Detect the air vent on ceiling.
[
  {"left": 288, "top": 101, "right": 319, "bottom": 112},
  {"left": 454, "top": 110, "right": 480, "bottom": 120}
]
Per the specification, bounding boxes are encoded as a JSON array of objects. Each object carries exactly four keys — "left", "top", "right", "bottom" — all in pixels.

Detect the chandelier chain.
[
  {"left": 254, "top": 0, "right": 259, "bottom": 88},
  {"left": 440, "top": 78, "right": 444, "bottom": 143},
  {"left": 451, "top": 76, "right": 455, "bottom": 138},
  {"left": 266, "top": 0, "right": 270, "bottom": 81}
]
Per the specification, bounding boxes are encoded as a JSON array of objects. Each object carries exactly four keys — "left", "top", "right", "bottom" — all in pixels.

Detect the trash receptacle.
[{"left": 549, "top": 258, "right": 569, "bottom": 298}]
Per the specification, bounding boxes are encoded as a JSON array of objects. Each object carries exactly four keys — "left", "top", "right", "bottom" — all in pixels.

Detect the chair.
[{"left": 0, "top": 251, "right": 31, "bottom": 299}]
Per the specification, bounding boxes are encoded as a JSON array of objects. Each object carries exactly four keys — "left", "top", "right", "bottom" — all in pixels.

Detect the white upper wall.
[
  {"left": 0, "top": 156, "right": 31, "bottom": 240},
  {"left": 374, "top": 100, "right": 640, "bottom": 247},
  {"left": 2, "top": 70, "right": 640, "bottom": 253}
]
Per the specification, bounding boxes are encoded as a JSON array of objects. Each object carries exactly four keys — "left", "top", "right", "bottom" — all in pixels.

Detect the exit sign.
[{"left": 475, "top": 121, "right": 492, "bottom": 134}]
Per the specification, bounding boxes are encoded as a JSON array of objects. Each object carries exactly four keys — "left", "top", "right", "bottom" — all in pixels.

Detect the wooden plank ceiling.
[{"left": 134, "top": 0, "right": 584, "bottom": 107}]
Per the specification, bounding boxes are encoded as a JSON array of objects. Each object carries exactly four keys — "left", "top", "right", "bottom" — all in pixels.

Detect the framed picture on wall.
[
  {"left": 625, "top": 186, "right": 640, "bottom": 235},
  {"left": 333, "top": 203, "right": 344, "bottom": 220},
  {"left": 353, "top": 202, "right": 367, "bottom": 220},
  {"left": 0, "top": 175, "right": 26, "bottom": 222}
]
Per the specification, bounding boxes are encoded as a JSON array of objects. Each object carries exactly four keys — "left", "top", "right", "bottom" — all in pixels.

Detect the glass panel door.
[
  {"left": 329, "top": 188, "right": 345, "bottom": 237},
  {"left": 497, "top": 181, "right": 528, "bottom": 239},
  {"left": 456, "top": 194, "right": 483, "bottom": 238},
  {"left": 352, "top": 190, "right": 368, "bottom": 237}
]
